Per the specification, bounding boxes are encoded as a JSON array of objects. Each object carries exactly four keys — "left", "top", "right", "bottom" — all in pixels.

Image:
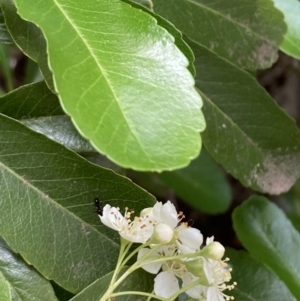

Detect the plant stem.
[
  {"left": 111, "top": 291, "right": 167, "bottom": 301},
  {"left": 109, "top": 238, "right": 132, "bottom": 288}
]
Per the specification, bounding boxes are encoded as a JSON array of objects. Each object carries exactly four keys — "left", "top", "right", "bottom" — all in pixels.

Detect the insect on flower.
[{"left": 94, "top": 198, "right": 103, "bottom": 215}]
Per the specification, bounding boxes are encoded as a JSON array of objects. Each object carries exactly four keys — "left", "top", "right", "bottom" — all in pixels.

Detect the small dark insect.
[{"left": 94, "top": 198, "right": 103, "bottom": 215}]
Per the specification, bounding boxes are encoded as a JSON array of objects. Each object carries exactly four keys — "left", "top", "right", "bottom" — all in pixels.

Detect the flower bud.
[
  {"left": 151, "top": 223, "right": 174, "bottom": 244},
  {"left": 201, "top": 241, "right": 225, "bottom": 260},
  {"left": 185, "top": 259, "right": 205, "bottom": 277}
]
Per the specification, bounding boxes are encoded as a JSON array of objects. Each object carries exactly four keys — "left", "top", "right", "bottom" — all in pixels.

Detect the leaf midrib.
[
  {"left": 241, "top": 207, "right": 300, "bottom": 290},
  {"left": 0, "top": 160, "right": 118, "bottom": 247},
  {"left": 185, "top": 0, "right": 275, "bottom": 46},
  {"left": 198, "top": 89, "right": 262, "bottom": 153},
  {"left": 52, "top": 0, "right": 153, "bottom": 165}
]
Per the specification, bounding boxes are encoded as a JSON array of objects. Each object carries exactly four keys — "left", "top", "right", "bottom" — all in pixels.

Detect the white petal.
[
  {"left": 206, "top": 236, "right": 214, "bottom": 245},
  {"left": 138, "top": 248, "right": 162, "bottom": 274},
  {"left": 161, "top": 201, "right": 178, "bottom": 228},
  {"left": 177, "top": 227, "right": 203, "bottom": 253},
  {"left": 206, "top": 286, "right": 226, "bottom": 301},
  {"left": 154, "top": 271, "right": 179, "bottom": 298},
  {"left": 203, "top": 259, "right": 214, "bottom": 284},
  {"left": 152, "top": 201, "right": 163, "bottom": 223},
  {"left": 182, "top": 272, "right": 203, "bottom": 299},
  {"left": 99, "top": 205, "right": 127, "bottom": 231}
]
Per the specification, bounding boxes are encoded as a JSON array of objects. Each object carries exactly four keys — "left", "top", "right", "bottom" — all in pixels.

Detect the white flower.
[
  {"left": 138, "top": 245, "right": 186, "bottom": 298},
  {"left": 121, "top": 214, "right": 155, "bottom": 243},
  {"left": 183, "top": 256, "right": 235, "bottom": 301},
  {"left": 99, "top": 204, "right": 155, "bottom": 243},
  {"left": 99, "top": 204, "right": 128, "bottom": 231},
  {"left": 150, "top": 201, "right": 203, "bottom": 253}
]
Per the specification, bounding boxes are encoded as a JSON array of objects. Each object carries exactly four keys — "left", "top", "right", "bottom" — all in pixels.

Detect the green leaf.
[
  {"left": 70, "top": 269, "right": 153, "bottom": 301},
  {"left": 0, "top": 237, "right": 58, "bottom": 301},
  {"left": 0, "top": 273, "right": 10, "bottom": 301},
  {"left": 152, "top": 0, "right": 286, "bottom": 70},
  {"left": 233, "top": 195, "right": 300, "bottom": 300},
  {"left": 226, "top": 248, "right": 294, "bottom": 301},
  {"left": 189, "top": 39, "right": 300, "bottom": 194},
  {"left": 122, "top": 0, "right": 196, "bottom": 76},
  {"left": 21, "top": 115, "right": 94, "bottom": 153},
  {"left": 0, "top": 82, "right": 63, "bottom": 118},
  {"left": 0, "top": 0, "right": 54, "bottom": 91},
  {"left": 51, "top": 282, "right": 74, "bottom": 301},
  {"left": 0, "top": 9, "right": 12, "bottom": 44},
  {"left": 157, "top": 149, "right": 231, "bottom": 214},
  {"left": 0, "top": 83, "right": 123, "bottom": 172},
  {"left": 272, "top": 0, "right": 300, "bottom": 59},
  {"left": 0, "top": 113, "right": 155, "bottom": 293},
  {"left": 131, "top": 0, "right": 153, "bottom": 9},
  {"left": 13, "top": 0, "right": 205, "bottom": 171}
]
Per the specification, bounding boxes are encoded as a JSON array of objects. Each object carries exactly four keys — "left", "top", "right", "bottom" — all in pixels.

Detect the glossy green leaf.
[
  {"left": 0, "top": 9, "right": 12, "bottom": 44},
  {"left": 233, "top": 195, "right": 300, "bottom": 300},
  {"left": 0, "top": 237, "right": 58, "bottom": 301},
  {"left": 51, "top": 282, "right": 74, "bottom": 301},
  {"left": 131, "top": 0, "right": 153, "bottom": 9},
  {"left": 0, "top": 113, "right": 155, "bottom": 293},
  {"left": 70, "top": 268, "right": 153, "bottom": 301},
  {"left": 0, "top": 273, "right": 10, "bottom": 301},
  {"left": 189, "top": 39, "right": 300, "bottom": 194},
  {"left": 0, "top": 82, "right": 63, "bottom": 118},
  {"left": 272, "top": 0, "right": 300, "bottom": 59},
  {"left": 13, "top": 0, "right": 205, "bottom": 171},
  {"left": 0, "top": 82, "right": 123, "bottom": 172},
  {"left": 0, "top": 0, "right": 54, "bottom": 90},
  {"left": 157, "top": 149, "right": 231, "bottom": 214},
  {"left": 226, "top": 248, "right": 294, "bottom": 301},
  {"left": 152, "top": 0, "right": 286, "bottom": 70},
  {"left": 122, "top": 0, "right": 196, "bottom": 76},
  {"left": 22, "top": 116, "right": 94, "bottom": 153}
]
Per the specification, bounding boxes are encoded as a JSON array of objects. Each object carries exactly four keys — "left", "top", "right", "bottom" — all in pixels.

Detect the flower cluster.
[{"left": 98, "top": 201, "right": 236, "bottom": 301}]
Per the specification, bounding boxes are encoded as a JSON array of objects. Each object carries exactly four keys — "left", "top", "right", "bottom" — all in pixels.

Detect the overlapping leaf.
[
  {"left": 0, "top": 113, "right": 155, "bottom": 293},
  {"left": 1, "top": 0, "right": 54, "bottom": 90},
  {"left": 226, "top": 248, "right": 294, "bottom": 301},
  {"left": 272, "top": 0, "right": 300, "bottom": 59},
  {"left": 0, "top": 81, "right": 62, "bottom": 118},
  {"left": 157, "top": 149, "right": 231, "bottom": 214},
  {"left": 233, "top": 196, "right": 300, "bottom": 300},
  {"left": 70, "top": 269, "right": 153, "bottom": 301},
  {"left": 13, "top": 0, "right": 205, "bottom": 171},
  {"left": 152, "top": 0, "right": 286, "bottom": 70},
  {"left": 0, "top": 238, "right": 58, "bottom": 301},
  {"left": 0, "top": 9, "right": 12, "bottom": 44},
  {"left": 189, "top": 39, "right": 300, "bottom": 194}
]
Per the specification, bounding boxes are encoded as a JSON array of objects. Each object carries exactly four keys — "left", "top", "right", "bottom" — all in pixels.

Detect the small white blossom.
[
  {"left": 99, "top": 204, "right": 155, "bottom": 243},
  {"left": 183, "top": 257, "right": 235, "bottom": 301},
  {"left": 138, "top": 245, "right": 186, "bottom": 298},
  {"left": 99, "top": 204, "right": 128, "bottom": 231}
]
